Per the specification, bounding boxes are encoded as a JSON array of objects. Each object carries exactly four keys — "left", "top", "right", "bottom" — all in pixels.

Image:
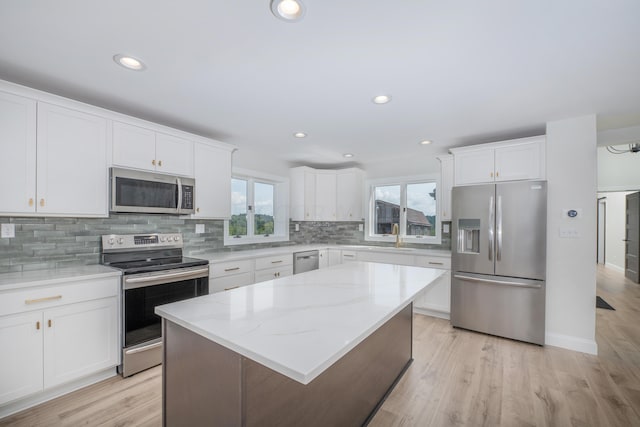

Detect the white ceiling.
[{"left": 1, "top": 0, "right": 639, "bottom": 172}]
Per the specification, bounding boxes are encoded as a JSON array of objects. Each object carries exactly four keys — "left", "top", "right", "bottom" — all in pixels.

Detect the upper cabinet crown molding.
[{"left": 449, "top": 135, "right": 546, "bottom": 186}]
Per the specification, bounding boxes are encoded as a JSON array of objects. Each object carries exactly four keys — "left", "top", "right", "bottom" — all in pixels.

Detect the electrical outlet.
[
  {"left": 358, "top": 224, "right": 364, "bottom": 232},
  {"left": 1, "top": 223, "right": 15, "bottom": 238},
  {"left": 195, "top": 224, "right": 205, "bottom": 234},
  {"left": 295, "top": 223, "right": 300, "bottom": 232}
]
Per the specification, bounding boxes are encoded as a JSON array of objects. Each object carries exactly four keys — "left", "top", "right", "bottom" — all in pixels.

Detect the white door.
[
  {"left": 336, "top": 170, "right": 363, "bottom": 221},
  {"left": 36, "top": 103, "right": 108, "bottom": 216},
  {"left": 0, "top": 311, "right": 43, "bottom": 405},
  {"left": 315, "top": 172, "right": 337, "bottom": 221},
  {"left": 454, "top": 149, "right": 495, "bottom": 185},
  {"left": 43, "top": 298, "right": 118, "bottom": 388},
  {"left": 193, "top": 143, "right": 231, "bottom": 218},
  {"left": 155, "top": 133, "right": 194, "bottom": 176},
  {"left": 112, "top": 121, "right": 157, "bottom": 171},
  {"left": 494, "top": 141, "right": 542, "bottom": 182},
  {"left": 0, "top": 92, "right": 37, "bottom": 215}
]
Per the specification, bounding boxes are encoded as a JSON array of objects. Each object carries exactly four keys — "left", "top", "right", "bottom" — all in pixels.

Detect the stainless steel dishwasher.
[{"left": 293, "top": 250, "right": 319, "bottom": 274}]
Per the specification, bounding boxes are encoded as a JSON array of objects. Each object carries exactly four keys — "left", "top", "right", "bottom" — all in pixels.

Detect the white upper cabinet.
[
  {"left": 37, "top": 103, "right": 108, "bottom": 216},
  {"left": 451, "top": 136, "right": 545, "bottom": 186},
  {"left": 0, "top": 91, "right": 37, "bottom": 215},
  {"left": 193, "top": 143, "right": 232, "bottom": 219},
  {"left": 437, "top": 155, "right": 453, "bottom": 221},
  {"left": 290, "top": 166, "right": 364, "bottom": 222},
  {"left": 315, "top": 172, "right": 337, "bottom": 221},
  {"left": 112, "top": 121, "right": 194, "bottom": 176},
  {"left": 336, "top": 169, "right": 364, "bottom": 221}
]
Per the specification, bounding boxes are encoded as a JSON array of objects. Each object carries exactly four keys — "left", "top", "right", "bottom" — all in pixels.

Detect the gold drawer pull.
[
  {"left": 152, "top": 159, "right": 156, "bottom": 166},
  {"left": 224, "top": 267, "right": 241, "bottom": 272},
  {"left": 224, "top": 286, "right": 240, "bottom": 291},
  {"left": 25, "top": 295, "right": 62, "bottom": 305},
  {"left": 39, "top": 198, "right": 45, "bottom": 207},
  {"left": 271, "top": 260, "right": 283, "bottom": 264},
  {"left": 428, "top": 261, "right": 444, "bottom": 266},
  {"left": 158, "top": 160, "right": 163, "bottom": 167},
  {"left": 36, "top": 321, "right": 40, "bottom": 330},
  {"left": 48, "top": 319, "right": 52, "bottom": 328},
  {"left": 28, "top": 198, "right": 34, "bottom": 207}
]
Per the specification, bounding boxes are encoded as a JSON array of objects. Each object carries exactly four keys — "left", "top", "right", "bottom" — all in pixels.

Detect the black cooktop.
[{"left": 105, "top": 256, "right": 208, "bottom": 275}]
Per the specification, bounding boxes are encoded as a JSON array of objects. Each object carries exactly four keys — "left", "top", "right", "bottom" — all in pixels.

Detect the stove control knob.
[
  {"left": 108, "top": 238, "right": 115, "bottom": 245},
  {"left": 174, "top": 236, "right": 180, "bottom": 242},
  {"left": 117, "top": 238, "right": 124, "bottom": 245}
]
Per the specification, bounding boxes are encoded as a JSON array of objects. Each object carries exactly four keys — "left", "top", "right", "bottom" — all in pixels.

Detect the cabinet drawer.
[
  {"left": 414, "top": 256, "right": 451, "bottom": 270},
  {"left": 341, "top": 250, "right": 358, "bottom": 262},
  {"left": 0, "top": 278, "right": 119, "bottom": 317},
  {"left": 255, "top": 254, "right": 292, "bottom": 271},
  {"left": 254, "top": 266, "right": 293, "bottom": 284},
  {"left": 209, "top": 259, "right": 253, "bottom": 278},
  {"left": 209, "top": 272, "right": 254, "bottom": 293}
]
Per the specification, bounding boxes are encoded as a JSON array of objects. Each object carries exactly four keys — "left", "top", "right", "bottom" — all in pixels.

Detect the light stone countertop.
[
  {"left": 192, "top": 244, "right": 451, "bottom": 264},
  {"left": 155, "top": 261, "right": 446, "bottom": 385},
  {"left": 0, "top": 265, "right": 121, "bottom": 291}
]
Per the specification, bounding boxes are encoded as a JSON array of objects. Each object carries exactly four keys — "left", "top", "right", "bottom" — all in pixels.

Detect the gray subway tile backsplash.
[{"left": 0, "top": 214, "right": 451, "bottom": 273}]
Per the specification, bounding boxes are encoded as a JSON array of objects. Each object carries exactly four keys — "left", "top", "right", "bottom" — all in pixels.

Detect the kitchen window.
[
  {"left": 224, "top": 169, "right": 289, "bottom": 246},
  {"left": 365, "top": 174, "right": 441, "bottom": 245}
]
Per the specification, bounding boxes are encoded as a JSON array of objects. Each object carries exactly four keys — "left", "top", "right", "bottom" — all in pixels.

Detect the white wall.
[
  {"left": 599, "top": 191, "right": 633, "bottom": 271},
  {"left": 598, "top": 146, "right": 640, "bottom": 191},
  {"left": 545, "top": 115, "right": 598, "bottom": 355}
]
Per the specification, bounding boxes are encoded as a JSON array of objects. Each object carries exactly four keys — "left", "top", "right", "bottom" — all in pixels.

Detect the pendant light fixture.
[{"left": 271, "top": 0, "right": 306, "bottom": 22}]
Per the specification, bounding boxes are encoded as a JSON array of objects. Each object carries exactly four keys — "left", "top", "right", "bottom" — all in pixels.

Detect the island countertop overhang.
[{"left": 155, "top": 261, "right": 446, "bottom": 384}]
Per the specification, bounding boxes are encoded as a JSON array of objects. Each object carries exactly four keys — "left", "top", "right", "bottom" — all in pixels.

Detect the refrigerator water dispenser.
[{"left": 457, "top": 219, "right": 480, "bottom": 253}]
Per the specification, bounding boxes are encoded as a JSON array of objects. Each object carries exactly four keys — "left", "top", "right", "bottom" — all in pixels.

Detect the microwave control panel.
[{"left": 182, "top": 185, "right": 194, "bottom": 209}]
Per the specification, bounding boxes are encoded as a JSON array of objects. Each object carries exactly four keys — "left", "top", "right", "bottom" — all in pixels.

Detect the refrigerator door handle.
[
  {"left": 454, "top": 274, "right": 543, "bottom": 289},
  {"left": 488, "top": 196, "right": 494, "bottom": 261},
  {"left": 496, "top": 195, "right": 503, "bottom": 261}
]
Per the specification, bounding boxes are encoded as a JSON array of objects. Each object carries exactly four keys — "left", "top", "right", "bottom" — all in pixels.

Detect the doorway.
[{"left": 625, "top": 192, "right": 639, "bottom": 283}]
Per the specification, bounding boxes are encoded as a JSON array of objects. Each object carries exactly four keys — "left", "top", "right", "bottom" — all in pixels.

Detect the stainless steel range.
[{"left": 101, "top": 233, "right": 209, "bottom": 377}]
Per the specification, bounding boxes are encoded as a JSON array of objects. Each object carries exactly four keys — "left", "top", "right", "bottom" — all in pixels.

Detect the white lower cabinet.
[
  {"left": 254, "top": 254, "right": 293, "bottom": 284},
  {"left": 0, "top": 277, "right": 119, "bottom": 407},
  {"left": 254, "top": 265, "right": 293, "bottom": 283},
  {"left": 327, "top": 250, "right": 342, "bottom": 266},
  {"left": 318, "top": 250, "right": 329, "bottom": 269},
  {"left": 210, "top": 272, "right": 254, "bottom": 293},
  {"left": 413, "top": 256, "right": 451, "bottom": 318}
]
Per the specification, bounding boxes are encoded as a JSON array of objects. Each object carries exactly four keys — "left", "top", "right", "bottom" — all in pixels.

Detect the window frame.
[
  {"left": 224, "top": 168, "right": 290, "bottom": 246},
  {"left": 364, "top": 173, "right": 441, "bottom": 245}
]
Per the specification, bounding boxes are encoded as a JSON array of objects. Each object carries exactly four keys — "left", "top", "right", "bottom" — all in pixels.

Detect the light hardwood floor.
[{"left": 2, "top": 265, "right": 639, "bottom": 426}]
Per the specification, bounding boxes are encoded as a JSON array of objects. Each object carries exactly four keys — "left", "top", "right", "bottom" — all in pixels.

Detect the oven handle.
[{"left": 124, "top": 266, "right": 209, "bottom": 290}]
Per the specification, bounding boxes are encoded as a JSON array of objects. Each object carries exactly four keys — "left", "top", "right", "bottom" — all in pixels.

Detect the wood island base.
[{"left": 162, "top": 303, "right": 413, "bottom": 426}]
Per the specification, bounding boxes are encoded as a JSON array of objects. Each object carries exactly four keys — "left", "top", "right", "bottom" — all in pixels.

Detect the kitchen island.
[{"left": 155, "top": 261, "right": 445, "bottom": 426}]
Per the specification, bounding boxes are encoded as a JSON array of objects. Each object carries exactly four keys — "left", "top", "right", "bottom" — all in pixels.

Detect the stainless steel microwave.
[{"left": 110, "top": 167, "right": 195, "bottom": 214}]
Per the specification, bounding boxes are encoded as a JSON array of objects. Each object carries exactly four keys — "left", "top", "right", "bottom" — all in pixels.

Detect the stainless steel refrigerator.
[{"left": 451, "top": 181, "right": 546, "bottom": 345}]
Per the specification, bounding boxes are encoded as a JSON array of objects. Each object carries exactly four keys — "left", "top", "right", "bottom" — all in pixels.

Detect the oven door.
[{"left": 120, "top": 265, "right": 208, "bottom": 377}]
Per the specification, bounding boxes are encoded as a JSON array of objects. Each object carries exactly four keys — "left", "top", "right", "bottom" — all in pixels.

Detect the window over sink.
[
  {"left": 365, "top": 174, "right": 441, "bottom": 245},
  {"left": 224, "top": 168, "right": 289, "bottom": 246}
]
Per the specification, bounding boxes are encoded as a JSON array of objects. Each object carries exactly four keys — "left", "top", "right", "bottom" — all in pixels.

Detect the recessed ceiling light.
[
  {"left": 294, "top": 132, "right": 307, "bottom": 138},
  {"left": 343, "top": 153, "right": 354, "bottom": 158},
  {"left": 419, "top": 140, "right": 433, "bottom": 145},
  {"left": 113, "top": 54, "right": 146, "bottom": 71},
  {"left": 372, "top": 95, "right": 392, "bottom": 104},
  {"left": 271, "top": 0, "right": 306, "bottom": 22}
]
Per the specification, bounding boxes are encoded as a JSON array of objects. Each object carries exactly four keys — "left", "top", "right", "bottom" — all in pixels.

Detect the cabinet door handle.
[
  {"left": 48, "top": 319, "right": 52, "bottom": 328},
  {"left": 428, "top": 261, "right": 444, "bottom": 266},
  {"left": 36, "top": 321, "right": 40, "bottom": 330},
  {"left": 271, "top": 260, "right": 283, "bottom": 264},
  {"left": 39, "top": 198, "right": 45, "bottom": 207},
  {"left": 159, "top": 160, "right": 163, "bottom": 167},
  {"left": 496, "top": 171, "right": 499, "bottom": 178},
  {"left": 28, "top": 198, "right": 34, "bottom": 207},
  {"left": 224, "top": 286, "right": 240, "bottom": 291},
  {"left": 25, "top": 295, "right": 62, "bottom": 305},
  {"left": 224, "top": 267, "right": 240, "bottom": 272},
  {"left": 196, "top": 207, "right": 200, "bottom": 213},
  {"left": 152, "top": 159, "right": 156, "bottom": 166},
  {"left": 490, "top": 172, "right": 494, "bottom": 178}
]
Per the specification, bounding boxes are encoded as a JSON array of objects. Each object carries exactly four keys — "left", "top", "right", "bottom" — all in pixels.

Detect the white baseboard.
[
  {"left": 604, "top": 262, "right": 625, "bottom": 273},
  {"left": 0, "top": 367, "right": 117, "bottom": 420},
  {"left": 414, "top": 307, "right": 450, "bottom": 320},
  {"left": 545, "top": 332, "right": 598, "bottom": 355}
]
